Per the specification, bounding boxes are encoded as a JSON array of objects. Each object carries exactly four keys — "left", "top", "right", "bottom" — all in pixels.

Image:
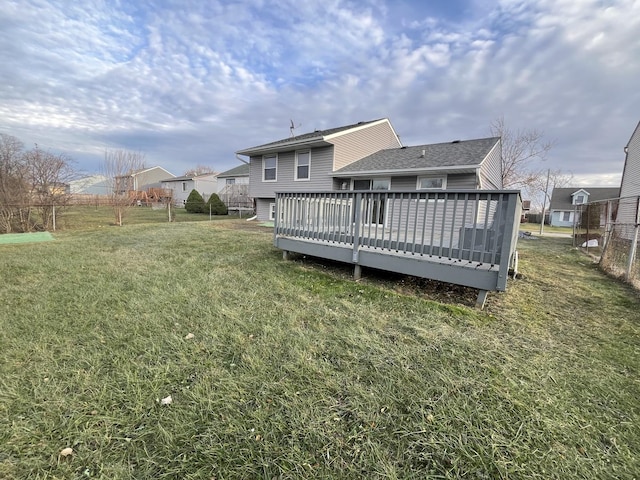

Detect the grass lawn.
[{"left": 1, "top": 219, "right": 639, "bottom": 479}]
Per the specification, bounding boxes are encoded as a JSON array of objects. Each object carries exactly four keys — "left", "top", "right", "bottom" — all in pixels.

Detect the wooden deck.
[{"left": 274, "top": 190, "right": 522, "bottom": 307}]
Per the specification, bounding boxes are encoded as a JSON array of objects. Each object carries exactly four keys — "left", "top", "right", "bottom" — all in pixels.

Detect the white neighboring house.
[
  {"left": 67, "top": 175, "right": 110, "bottom": 195},
  {"left": 161, "top": 173, "right": 219, "bottom": 207},
  {"left": 549, "top": 187, "right": 619, "bottom": 227},
  {"left": 216, "top": 164, "right": 252, "bottom": 211}
]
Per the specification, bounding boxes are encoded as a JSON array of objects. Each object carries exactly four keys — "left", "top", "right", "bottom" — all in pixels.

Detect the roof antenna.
[{"left": 290, "top": 119, "right": 301, "bottom": 137}]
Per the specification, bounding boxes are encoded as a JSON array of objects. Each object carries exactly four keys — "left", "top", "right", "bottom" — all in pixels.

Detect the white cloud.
[{"left": 0, "top": 0, "right": 637, "bottom": 180}]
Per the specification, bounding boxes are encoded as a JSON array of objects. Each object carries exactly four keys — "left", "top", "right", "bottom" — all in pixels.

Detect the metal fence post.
[{"left": 625, "top": 196, "right": 640, "bottom": 281}]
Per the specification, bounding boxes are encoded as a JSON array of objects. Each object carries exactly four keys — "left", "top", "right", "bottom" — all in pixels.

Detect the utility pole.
[{"left": 539, "top": 168, "right": 550, "bottom": 235}]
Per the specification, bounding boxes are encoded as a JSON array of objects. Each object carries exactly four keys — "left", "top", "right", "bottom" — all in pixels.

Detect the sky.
[{"left": 1, "top": 0, "right": 638, "bottom": 185}]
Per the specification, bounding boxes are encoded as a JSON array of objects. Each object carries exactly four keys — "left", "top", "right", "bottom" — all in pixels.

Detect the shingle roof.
[
  {"left": 218, "top": 164, "right": 250, "bottom": 177},
  {"left": 334, "top": 137, "right": 500, "bottom": 174},
  {"left": 236, "top": 119, "right": 385, "bottom": 154},
  {"left": 549, "top": 187, "right": 620, "bottom": 210}
]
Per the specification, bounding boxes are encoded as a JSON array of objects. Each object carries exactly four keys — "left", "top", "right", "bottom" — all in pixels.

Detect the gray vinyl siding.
[
  {"left": 617, "top": 122, "right": 640, "bottom": 239},
  {"left": 249, "top": 146, "right": 334, "bottom": 198},
  {"left": 391, "top": 176, "right": 419, "bottom": 190},
  {"left": 256, "top": 198, "right": 275, "bottom": 221},
  {"left": 330, "top": 121, "right": 402, "bottom": 170},
  {"left": 136, "top": 168, "right": 174, "bottom": 189},
  {"left": 447, "top": 173, "right": 477, "bottom": 189},
  {"left": 391, "top": 173, "right": 476, "bottom": 190},
  {"left": 479, "top": 140, "right": 502, "bottom": 189},
  {"left": 620, "top": 122, "right": 640, "bottom": 199}
]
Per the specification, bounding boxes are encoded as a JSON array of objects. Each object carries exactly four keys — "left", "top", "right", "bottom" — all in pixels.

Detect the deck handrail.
[{"left": 274, "top": 190, "right": 522, "bottom": 302}]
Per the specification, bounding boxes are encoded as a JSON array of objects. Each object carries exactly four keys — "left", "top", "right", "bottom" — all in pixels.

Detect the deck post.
[
  {"left": 283, "top": 250, "right": 289, "bottom": 261},
  {"left": 354, "top": 264, "right": 362, "bottom": 280},
  {"left": 476, "top": 290, "right": 489, "bottom": 309},
  {"left": 352, "top": 193, "right": 362, "bottom": 263}
]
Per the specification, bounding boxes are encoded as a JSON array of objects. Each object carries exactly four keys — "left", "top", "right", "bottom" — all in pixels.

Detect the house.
[
  {"left": 331, "top": 137, "right": 502, "bottom": 191},
  {"left": 616, "top": 121, "right": 640, "bottom": 239},
  {"left": 216, "top": 164, "right": 252, "bottom": 211},
  {"left": 115, "top": 166, "right": 175, "bottom": 194},
  {"left": 620, "top": 121, "right": 640, "bottom": 200},
  {"left": 161, "top": 173, "right": 218, "bottom": 207},
  {"left": 549, "top": 187, "right": 619, "bottom": 227},
  {"left": 521, "top": 200, "right": 531, "bottom": 222},
  {"left": 67, "top": 175, "right": 110, "bottom": 195},
  {"left": 236, "top": 118, "right": 502, "bottom": 221}
]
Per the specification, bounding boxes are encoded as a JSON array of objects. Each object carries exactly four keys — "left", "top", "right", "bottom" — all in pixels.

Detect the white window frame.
[
  {"left": 573, "top": 194, "right": 586, "bottom": 205},
  {"left": 269, "top": 202, "right": 276, "bottom": 221},
  {"left": 263, "top": 154, "right": 277, "bottom": 182},
  {"left": 416, "top": 175, "right": 447, "bottom": 190},
  {"left": 295, "top": 150, "right": 311, "bottom": 181},
  {"left": 226, "top": 178, "right": 236, "bottom": 185},
  {"left": 562, "top": 211, "right": 571, "bottom": 222},
  {"left": 181, "top": 181, "right": 187, "bottom": 192}
]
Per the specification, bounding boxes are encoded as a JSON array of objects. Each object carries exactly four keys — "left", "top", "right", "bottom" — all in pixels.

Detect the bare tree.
[
  {"left": 0, "top": 134, "right": 28, "bottom": 232},
  {"left": 103, "top": 149, "right": 146, "bottom": 226},
  {"left": 0, "top": 136, "right": 75, "bottom": 232},
  {"left": 491, "top": 116, "right": 555, "bottom": 189},
  {"left": 24, "top": 145, "right": 75, "bottom": 230},
  {"left": 526, "top": 168, "right": 574, "bottom": 213},
  {"left": 184, "top": 164, "right": 217, "bottom": 177}
]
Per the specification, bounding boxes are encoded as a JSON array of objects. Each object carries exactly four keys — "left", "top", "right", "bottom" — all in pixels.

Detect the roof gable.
[
  {"left": 625, "top": 120, "right": 640, "bottom": 149},
  {"left": 550, "top": 187, "right": 620, "bottom": 210},
  {"left": 236, "top": 118, "right": 394, "bottom": 156},
  {"left": 333, "top": 137, "right": 500, "bottom": 175}
]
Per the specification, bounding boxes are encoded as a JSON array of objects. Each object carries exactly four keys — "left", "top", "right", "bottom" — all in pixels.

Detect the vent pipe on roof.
[{"left": 420, "top": 149, "right": 425, "bottom": 158}]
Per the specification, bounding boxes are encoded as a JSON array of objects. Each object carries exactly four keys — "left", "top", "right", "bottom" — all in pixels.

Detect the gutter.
[{"left": 330, "top": 165, "right": 482, "bottom": 177}]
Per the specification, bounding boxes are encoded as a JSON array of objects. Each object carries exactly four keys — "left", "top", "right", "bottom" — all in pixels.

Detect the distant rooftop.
[{"left": 218, "top": 163, "right": 250, "bottom": 177}]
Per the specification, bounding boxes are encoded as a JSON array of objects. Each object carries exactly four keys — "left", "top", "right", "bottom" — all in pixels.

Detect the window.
[
  {"left": 295, "top": 150, "right": 310, "bottom": 180},
  {"left": 226, "top": 178, "right": 236, "bottom": 185},
  {"left": 352, "top": 179, "right": 390, "bottom": 190},
  {"left": 562, "top": 211, "right": 571, "bottom": 222},
  {"left": 269, "top": 202, "right": 276, "bottom": 221},
  {"left": 372, "top": 179, "right": 390, "bottom": 190},
  {"left": 574, "top": 194, "right": 585, "bottom": 205},
  {"left": 181, "top": 182, "right": 187, "bottom": 192},
  {"left": 417, "top": 176, "right": 447, "bottom": 190},
  {"left": 263, "top": 154, "right": 277, "bottom": 181},
  {"left": 353, "top": 179, "right": 371, "bottom": 190},
  {"left": 351, "top": 179, "right": 389, "bottom": 225}
]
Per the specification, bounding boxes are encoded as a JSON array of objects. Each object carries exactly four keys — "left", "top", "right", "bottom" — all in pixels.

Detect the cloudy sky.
[{"left": 1, "top": 0, "right": 638, "bottom": 184}]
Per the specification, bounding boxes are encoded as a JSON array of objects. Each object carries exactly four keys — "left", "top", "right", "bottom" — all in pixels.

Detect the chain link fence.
[{"left": 575, "top": 196, "right": 640, "bottom": 290}]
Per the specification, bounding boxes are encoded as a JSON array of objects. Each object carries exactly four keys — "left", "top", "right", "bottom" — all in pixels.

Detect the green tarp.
[{"left": 0, "top": 232, "right": 55, "bottom": 245}]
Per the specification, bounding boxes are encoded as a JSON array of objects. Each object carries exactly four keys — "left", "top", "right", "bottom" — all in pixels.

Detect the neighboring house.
[
  {"left": 115, "top": 166, "right": 175, "bottom": 194},
  {"left": 549, "top": 187, "right": 619, "bottom": 227},
  {"left": 521, "top": 200, "right": 531, "bottom": 222},
  {"left": 236, "top": 118, "right": 502, "bottom": 221},
  {"left": 616, "top": 121, "right": 640, "bottom": 239},
  {"left": 216, "top": 164, "right": 252, "bottom": 211},
  {"left": 67, "top": 175, "right": 110, "bottom": 195},
  {"left": 620, "top": 120, "right": 640, "bottom": 200},
  {"left": 161, "top": 173, "right": 219, "bottom": 207}
]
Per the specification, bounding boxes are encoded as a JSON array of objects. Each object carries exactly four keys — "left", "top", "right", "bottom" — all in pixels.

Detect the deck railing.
[{"left": 274, "top": 190, "right": 522, "bottom": 304}]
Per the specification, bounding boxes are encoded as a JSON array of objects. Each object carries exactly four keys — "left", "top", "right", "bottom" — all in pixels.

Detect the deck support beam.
[
  {"left": 476, "top": 290, "right": 489, "bottom": 309},
  {"left": 283, "top": 250, "right": 289, "bottom": 261},
  {"left": 354, "top": 264, "right": 362, "bottom": 280}
]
